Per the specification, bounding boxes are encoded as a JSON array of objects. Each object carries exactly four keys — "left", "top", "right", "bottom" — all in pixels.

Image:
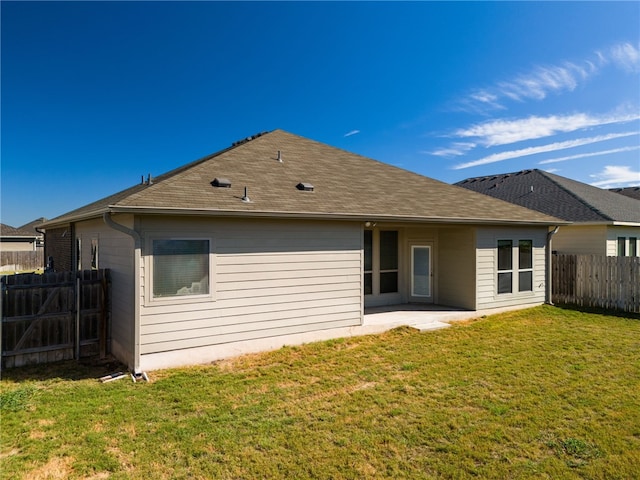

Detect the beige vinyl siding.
[
  {"left": 138, "top": 217, "right": 362, "bottom": 357},
  {"left": 606, "top": 225, "right": 640, "bottom": 256},
  {"left": 476, "top": 227, "right": 547, "bottom": 310},
  {"left": 0, "top": 240, "right": 37, "bottom": 252},
  {"left": 438, "top": 227, "right": 476, "bottom": 310},
  {"left": 74, "top": 215, "right": 136, "bottom": 366},
  {"left": 553, "top": 225, "right": 607, "bottom": 255}
]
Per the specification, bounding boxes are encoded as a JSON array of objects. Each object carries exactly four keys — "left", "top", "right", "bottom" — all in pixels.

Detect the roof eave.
[
  {"left": 568, "top": 221, "right": 640, "bottom": 227},
  {"left": 103, "top": 205, "right": 568, "bottom": 226},
  {"left": 0, "top": 236, "right": 40, "bottom": 241},
  {"left": 41, "top": 207, "right": 110, "bottom": 229}
]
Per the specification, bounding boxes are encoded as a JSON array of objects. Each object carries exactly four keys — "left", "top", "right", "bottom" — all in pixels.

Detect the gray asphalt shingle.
[{"left": 457, "top": 169, "right": 640, "bottom": 223}]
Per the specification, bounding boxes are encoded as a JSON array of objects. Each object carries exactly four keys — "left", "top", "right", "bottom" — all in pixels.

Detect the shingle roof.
[
  {"left": 0, "top": 223, "right": 40, "bottom": 238},
  {"left": 610, "top": 186, "right": 640, "bottom": 201},
  {"left": 456, "top": 169, "right": 640, "bottom": 223},
  {"left": 44, "top": 130, "right": 563, "bottom": 227},
  {"left": 19, "top": 217, "right": 47, "bottom": 236}
]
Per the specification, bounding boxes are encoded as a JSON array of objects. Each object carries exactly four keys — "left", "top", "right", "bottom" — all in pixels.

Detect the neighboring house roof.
[
  {"left": 456, "top": 169, "right": 640, "bottom": 224},
  {"left": 19, "top": 217, "right": 47, "bottom": 236},
  {"left": 609, "top": 186, "right": 640, "bottom": 201},
  {"left": 44, "top": 130, "right": 563, "bottom": 228},
  {"left": 0, "top": 223, "right": 40, "bottom": 239}
]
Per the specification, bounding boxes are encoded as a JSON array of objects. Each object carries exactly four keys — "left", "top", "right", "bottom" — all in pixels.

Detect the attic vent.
[
  {"left": 297, "top": 182, "right": 314, "bottom": 192},
  {"left": 212, "top": 178, "right": 232, "bottom": 188}
]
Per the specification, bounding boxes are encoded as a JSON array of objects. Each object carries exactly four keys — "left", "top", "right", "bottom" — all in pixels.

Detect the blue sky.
[{"left": 2, "top": 1, "right": 639, "bottom": 227}]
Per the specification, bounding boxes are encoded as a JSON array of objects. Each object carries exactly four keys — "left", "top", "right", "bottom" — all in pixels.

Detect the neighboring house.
[
  {"left": 43, "top": 130, "right": 564, "bottom": 372},
  {"left": 610, "top": 186, "right": 640, "bottom": 201},
  {"left": 0, "top": 223, "right": 42, "bottom": 272},
  {"left": 0, "top": 223, "right": 40, "bottom": 252},
  {"left": 456, "top": 169, "right": 640, "bottom": 257},
  {"left": 19, "top": 217, "right": 47, "bottom": 248}
]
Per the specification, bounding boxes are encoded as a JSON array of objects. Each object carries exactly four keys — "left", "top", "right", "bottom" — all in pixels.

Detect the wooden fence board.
[
  {"left": 1, "top": 269, "right": 111, "bottom": 368},
  {"left": 552, "top": 254, "right": 640, "bottom": 313}
]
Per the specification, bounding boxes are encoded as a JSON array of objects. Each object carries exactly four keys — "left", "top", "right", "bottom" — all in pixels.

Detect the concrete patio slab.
[{"left": 363, "top": 303, "right": 543, "bottom": 333}]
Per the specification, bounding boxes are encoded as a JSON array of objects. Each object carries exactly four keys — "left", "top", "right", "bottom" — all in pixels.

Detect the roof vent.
[
  {"left": 231, "top": 131, "right": 269, "bottom": 147},
  {"left": 297, "top": 182, "right": 314, "bottom": 192},
  {"left": 277, "top": 150, "right": 283, "bottom": 162},
  {"left": 212, "top": 178, "right": 232, "bottom": 188},
  {"left": 241, "top": 186, "right": 251, "bottom": 202}
]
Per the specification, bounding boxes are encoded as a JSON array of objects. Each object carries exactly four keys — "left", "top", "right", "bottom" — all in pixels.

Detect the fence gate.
[{"left": 1, "top": 269, "right": 111, "bottom": 369}]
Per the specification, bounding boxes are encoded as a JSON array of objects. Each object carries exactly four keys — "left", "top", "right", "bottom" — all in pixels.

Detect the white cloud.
[
  {"left": 428, "top": 142, "right": 476, "bottom": 157},
  {"left": 609, "top": 43, "right": 640, "bottom": 73},
  {"left": 455, "top": 42, "right": 639, "bottom": 113},
  {"left": 343, "top": 130, "right": 360, "bottom": 137},
  {"left": 589, "top": 165, "right": 640, "bottom": 188},
  {"left": 454, "top": 112, "right": 640, "bottom": 147},
  {"left": 539, "top": 145, "right": 640, "bottom": 164},
  {"left": 453, "top": 131, "right": 639, "bottom": 170}
]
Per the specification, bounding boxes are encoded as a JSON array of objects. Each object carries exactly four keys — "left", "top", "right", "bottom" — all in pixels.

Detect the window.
[
  {"left": 76, "top": 238, "right": 82, "bottom": 271},
  {"left": 379, "top": 231, "right": 398, "bottom": 294},
  {"left": 518, "top": 240, "right": 533, "bottom": 292},
  {"left": 617, "top": 237, "right": 626, "bottom": 257},
  {"left": 91, "top": 238, "right": 99, "bottom": 270},
  {"left": 497, "top": 240, "right": 513, "bottom": 294},
  {"left": 152, "top": 239, "right": 210, "bottom": 298},
  {"left": 364, "top": 230, "right": 373, "bottom": 295},
  {"left": 497, "top": 239, "right": 534, "bottom": 294},
  {"left": 364, "top": 229, "right": 399, "bottom": 296},
  {"left": 630, "top": 238, "right": 638, "bottom": 257}
]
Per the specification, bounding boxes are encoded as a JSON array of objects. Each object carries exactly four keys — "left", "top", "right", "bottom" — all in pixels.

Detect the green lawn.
[{"left": 1, "top": 305, "right": 639, "bottom": 479}]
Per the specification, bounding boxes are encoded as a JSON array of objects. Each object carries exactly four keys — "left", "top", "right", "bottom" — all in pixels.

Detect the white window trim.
[
  {"left": 518, "top": 240, "right": 533, "bottom": 293},
  {"left": 144, "top": 235, "right": 216, "bottom": 306},
  {"left": 496, "top": 238, "right": 535, "bottom": 297}
]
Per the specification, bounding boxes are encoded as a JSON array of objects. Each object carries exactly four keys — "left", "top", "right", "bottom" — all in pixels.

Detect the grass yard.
[{"left": 1, "top": 305, "right": 639, "bottom": 479}]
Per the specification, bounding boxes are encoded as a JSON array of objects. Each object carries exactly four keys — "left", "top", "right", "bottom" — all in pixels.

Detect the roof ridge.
[
  {"left": 147, "top": 130, "right": 274, "bottom": 185},
  {"left": 43, "top": 130, "right": 278, "bottom": 225},
  {"left": 537, "top": 170, "right": 612, "bottom": 221}
]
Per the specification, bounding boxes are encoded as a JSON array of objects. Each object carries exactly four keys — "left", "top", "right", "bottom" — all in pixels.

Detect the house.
[
  {"left": 19, "top": 217, "right": 47, "bottom": 249},
  {"left": 610, "top": 186, "right": 640, "bottom": 201},
  {"left": 0, "top": 223, "right": 40, "bottom": 252},
  {"left": 42, "top": 130, "right": 564, "bottom": 372},
  {"left": 0, "top": 223, "right": 43, "bottom": 272},
  {"left": 456, "top": 169, "right": 640, "bottom": 257}
]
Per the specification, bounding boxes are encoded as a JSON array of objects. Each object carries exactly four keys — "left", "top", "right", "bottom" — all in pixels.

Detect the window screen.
[
  {"left": 153, "top": 239, "right": 209, "bottom": 298},
  {"left": 618, "top": 237, "right": 626, "bottom": 257},
  {"left": 518, "top": 240, "right": 533, "bottom": 292},
  {"left": 380, "top": 231, "right": 398, "bottom": 293},
  {"left": 497, "top": 240, "right": 513, "bottom": 294}
]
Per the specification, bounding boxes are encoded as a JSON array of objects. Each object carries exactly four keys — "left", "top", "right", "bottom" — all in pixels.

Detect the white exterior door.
[{"left": 411, "top": 245, "right": 432, "bottom": 301}]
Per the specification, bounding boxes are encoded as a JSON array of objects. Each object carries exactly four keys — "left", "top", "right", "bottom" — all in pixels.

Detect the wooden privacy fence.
[
  {"left": 0, "top": 250, "right": 44, "bottom": 272},
  {"left": 553, "top": 254, "right": 640, "bottom": 313},
  {"left": 1, "top": 269, "right": 111, "bottom": 369}
]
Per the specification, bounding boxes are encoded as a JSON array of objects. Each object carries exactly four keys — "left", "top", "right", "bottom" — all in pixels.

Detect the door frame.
[{"left": 409, "top": 243, "right": 434, "bottom": 303}]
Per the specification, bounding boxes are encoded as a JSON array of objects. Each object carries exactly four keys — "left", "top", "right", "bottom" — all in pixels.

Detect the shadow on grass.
[
  {"left": 1, "top": 357, "right": 127, "bottom": 383},
  {"left": 552, "top": 303, "right": 640, "bottom": 320}
]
